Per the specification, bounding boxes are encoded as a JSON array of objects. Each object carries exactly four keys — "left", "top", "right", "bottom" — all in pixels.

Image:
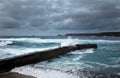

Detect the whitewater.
[{"left": 0, "top": 36, "right": 120, "bottom": 78}]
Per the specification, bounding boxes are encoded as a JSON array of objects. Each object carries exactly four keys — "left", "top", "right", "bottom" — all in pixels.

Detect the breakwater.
[{"left": 0, "top": 44, "right": 97, "bottom": 73}]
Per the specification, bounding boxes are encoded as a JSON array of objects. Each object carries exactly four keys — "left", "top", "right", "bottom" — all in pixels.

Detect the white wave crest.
[
  {"left": 0, "top": 46, "right": 59, "bottom": 58},
  {"left": 0, "top": 40, "right": 13, "bottom": 46},
  {"left": 0, "top": 38, "right": 65, "bottom": 43},
  {"left": 0, "top": 38, "right": 119, "bottom": 45},
  {"left": 70, "top": 49, "right": 94, "bottom": 55}
]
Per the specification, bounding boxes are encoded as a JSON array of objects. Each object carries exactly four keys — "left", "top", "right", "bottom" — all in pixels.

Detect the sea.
[{"left": 0, "top": 36, "right": 120, "bottom": 78}]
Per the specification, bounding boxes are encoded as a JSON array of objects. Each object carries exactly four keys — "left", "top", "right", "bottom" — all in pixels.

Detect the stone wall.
[{"left": 0, "top": 44, "right": 97, "bottom": 73}]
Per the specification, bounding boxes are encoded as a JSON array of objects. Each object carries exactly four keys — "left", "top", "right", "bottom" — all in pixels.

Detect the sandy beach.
[{"left": 0, "top": 72, "right": 36, "bottom": 78}]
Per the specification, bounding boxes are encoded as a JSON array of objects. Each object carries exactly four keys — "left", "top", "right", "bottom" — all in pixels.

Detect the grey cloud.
[
  {"left": 0, "top": 15, "right": 21, "bottom": 29},
  {"left": 0, "top": 22, "right": 19, "bottom": 29},
  {"left": 0, "top": 0, "right": 120, "bottom": 34},
  {"left": 51, "top": 0, "right": 120, "bottom": 31}
]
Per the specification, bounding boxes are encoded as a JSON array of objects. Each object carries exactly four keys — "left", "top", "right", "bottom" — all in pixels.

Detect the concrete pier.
[{"left": 0, "top": 44, "right": 97, "bottom": 72}]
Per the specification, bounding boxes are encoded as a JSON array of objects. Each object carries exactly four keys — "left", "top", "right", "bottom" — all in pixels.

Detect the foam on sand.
[{"left": 11, "top": 66, "right": 79, "bottom": 78}]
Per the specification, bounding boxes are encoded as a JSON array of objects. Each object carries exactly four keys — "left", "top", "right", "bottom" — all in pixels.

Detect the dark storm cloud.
[{"left": 0, "top": 0, "right": 120, "bottom": 33}]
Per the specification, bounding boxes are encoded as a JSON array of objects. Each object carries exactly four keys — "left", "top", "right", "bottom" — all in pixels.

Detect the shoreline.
[
  {"left": 0, "top": 72, "right": 36, "bottom": 78},
  {"left": 1, "top": 66, "right": 120, "bottom": 78}
]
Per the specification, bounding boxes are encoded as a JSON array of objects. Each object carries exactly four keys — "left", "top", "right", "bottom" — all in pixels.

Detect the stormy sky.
[{"left": 0, "top": 0, "right": 120, "bottom": 36}]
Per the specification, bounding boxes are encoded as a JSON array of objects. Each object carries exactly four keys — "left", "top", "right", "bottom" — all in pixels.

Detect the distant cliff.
[{"left": 65, "top": 32, "right": 120, "bottom": 37}]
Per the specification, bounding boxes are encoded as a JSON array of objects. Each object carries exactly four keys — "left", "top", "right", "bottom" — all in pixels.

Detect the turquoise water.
[{"left": 0, "top": 36, "right": 120, "bottom": 74}]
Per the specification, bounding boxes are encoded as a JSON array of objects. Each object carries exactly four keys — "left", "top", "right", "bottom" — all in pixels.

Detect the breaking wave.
[
  {"left": 0, "top": 38, "right": 120, "bottom": 47},
  {"left": 0, "top": 38, "right": 64, "bottom": 43},
  {"left": 8, "top": 41, "right": 60, "bottom": 48},
  {"left": 61, "top": 36, "right": 79, "bottom": 47}
]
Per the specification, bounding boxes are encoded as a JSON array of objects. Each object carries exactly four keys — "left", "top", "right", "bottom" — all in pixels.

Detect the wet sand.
[{"left": 0, "top": 72, "right": 36, "bottom": 78}]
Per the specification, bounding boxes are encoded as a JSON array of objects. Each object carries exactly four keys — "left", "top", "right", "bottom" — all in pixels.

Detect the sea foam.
[
  {"left": 11, "top": 66, "right": 79, "bottom": 78},
  {"left": 69, "top": 49, "right": 94, "bottom": 55},
  {"left": 0, "top": 40, "right": 13, "bottom": 46},
  {"left": 61, "top": 36, "right": 79, "bottom": 47}
]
